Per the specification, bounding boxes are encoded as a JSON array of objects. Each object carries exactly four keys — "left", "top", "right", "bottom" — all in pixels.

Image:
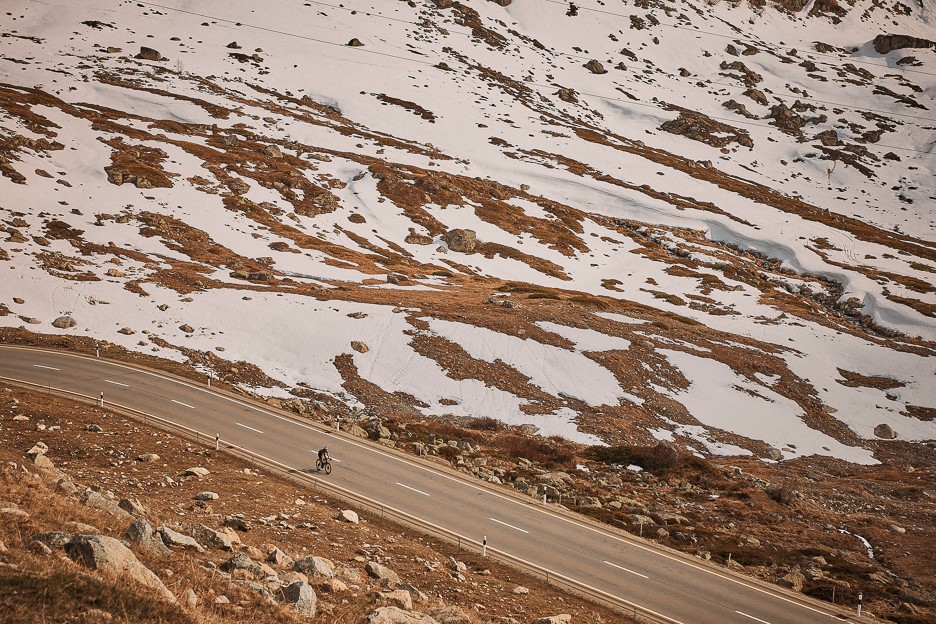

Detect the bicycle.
[{"left": 315, "top": 456, "right": 332, "bottom": 474}]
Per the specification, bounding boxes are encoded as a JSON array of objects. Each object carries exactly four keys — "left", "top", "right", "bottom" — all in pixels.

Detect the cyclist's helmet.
[{"left": 323, "top": 446, "right": 328, "bottom": 451}]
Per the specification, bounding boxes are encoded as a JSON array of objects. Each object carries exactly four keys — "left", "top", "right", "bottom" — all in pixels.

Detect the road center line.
[
  {"left": 396, "top": 482, "right": 430, "bottom": 496},
  {"left": 736, "top": 612, "right": 772, "bottom": 624},
  {"left": 33, "top": 364, "right": 60, "bottom": 371},
  {"left": 105, "top": 379, "right": 129, "bottom": 387},
  {"left": 489, "top": 517, "right": 529, "bottom": 534},
  {"left": 236, "top": 422, "right": 264, "bottom": 434},
  {"left": 171, "top": 399, "right": 195, "bottom": 409},
  {"left": 604, "top": 560, "right": 649, "bottom": 579}
]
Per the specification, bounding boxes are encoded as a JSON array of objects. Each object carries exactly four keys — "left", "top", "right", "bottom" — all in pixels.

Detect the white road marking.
[
  {"left": 171, "top": 399, "right": 195, "bottom": 409},
  {"left": 396, "top": 482, "right": 430, "bottom": 496},
  {"left": 33, "top": 364, "right": 60, "bottom": 371},
  {"left": 105, "top": 379, "right": 129, "bottom": 387},
  {"left": 736, "top": 612, "right": 772, "bottom": 624},
  {"left": 236, "top": 422, "right": 264, "bottom": 434},
  {"left": 604, "top": 560, "right": 650, "bottom": 579},
  {"left": 490, "top": 517, "right": 529, "bottom": 534}
]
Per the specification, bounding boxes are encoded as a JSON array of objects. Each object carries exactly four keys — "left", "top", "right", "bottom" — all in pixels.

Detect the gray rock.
[
  {"left": 118, "top": 497, "right": 147, "bottom": 517},
  {"left": 123, "top": 517, "right": 168, "bottom": 554},
  {"left": 367, "top": 607, "right": 438, "bottom": 624},
  {"left": 338, "top": 509, "right": 359, "bottom": 523},
  {"left": 223, "top": 515, "right": 252, "bottom": 532},
  {"left": 765, "top": 447, "right": 783, "bottom": 461},
  {"left": 186, "top": 524, "right": 238, "bottom": 551},
  {"left": 32, "top": 531, "right": 73, "bottom": 549},
  {"left": 431, "top": 606, "right": 472, "bottom": 624},
  {"left": 267, "top": 546, "right": 294, "bottom": 567},
  {"left": 378, "top": 589, "right": 413, "bottom": 611},
  {"left": 182, "top": 466, "right": 210, "bottom": 477},
  {"left": 365, "top": 561, "right": 401, "bottom": 584},
  {"left": 231, "top": 579, "right": 275, "bottom": 602},
  {"left": 79, "top": 488, "right": 132, "bottom": 519},
  {"left": 577, "top": 496, "right": 602, "bottom": 508},
  {"left": 180, "top": 588, "right": 197, "bottom": 610},
  {"left": 135, "top": 46, "right": 163, "bottom": 61},
  {"left": 137, "top": 453, "right": 160, "bottom": 462},
  {"left": 158, "top": 526, "right": 205, "bottom": 552},
  {"left": 65, "top": 535, "right": 174, "bottom": 602},
  {"left": 281, "top": 580, "right": 317, "bottom": 617},
  {"left": 294, "top": 555, "right": 335, "bottom": 578},
  {"left": 533, "top": 616, "right": 572, "bottom": 624},
  {"left": 52, "top": 315, "right": 76, "bottom": 329},
  {"left": 873, "top": 423, "right": 897, "bottom": 440},
  {"left": 779, "top": 569, "right": 805, "bottom": 592},
  {"left": 441, "top": 229, "right": 477, "bottom": 253},
  {"left": 194, "top": 491, "right": 219, "bottom": 501},
  {"left": 512, "top": 586, "right": 529, "bottom": 594}
]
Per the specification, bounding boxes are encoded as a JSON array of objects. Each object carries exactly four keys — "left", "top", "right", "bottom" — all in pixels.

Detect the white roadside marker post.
[
  {"left": 207, "top": 372, "right": 211, "bottom": 388},
  {"left": 99, "top": 392, "right": 104, "bottom": 407},
  {"left": 482, "top": 536, "right": 487, "bottom": 558},
  {"left": 857, "top": 591, "right": 863, "bottom": 618},
  {"left": 215, "top": 433, "right": 220, "bottom": 450},
  {"left": 95, "top": 342, "right": 99, "bottom": 358}
]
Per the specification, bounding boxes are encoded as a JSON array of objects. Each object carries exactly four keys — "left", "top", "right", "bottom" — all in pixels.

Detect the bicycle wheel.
[
  {"left": 323, "top": 461, "right": 332, "bottom": 475},
  {"left": 315, "top": 458, "right": 323, "bottom": 472}
]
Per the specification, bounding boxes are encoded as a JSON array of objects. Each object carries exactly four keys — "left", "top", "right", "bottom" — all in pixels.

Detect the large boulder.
[
  {"left": 378, "top": 589, "right": 413, "bottom": 611},
  {"left": 281, "top": 580, "right": 317, "bottom": 617},
  {"left": 440, "top": 229, "right": 477, "bottom": 253},
  {"left": 431, "top": 606, "right": 472, "bottom": 624},
  {"left": 135, "top": 46, "right": 163, "bottom": 61},
  {"left": 872, "top": 34, "right": 935, "bottom": 55},
  {"left": 65, "top": 535, "right": 174, "bottom": 602},
  {"left": 367, "top": 607, "right": 439, "bottom": 624},
  {"left": 118, "top": 497, "right": 147, "bottom": 517}
]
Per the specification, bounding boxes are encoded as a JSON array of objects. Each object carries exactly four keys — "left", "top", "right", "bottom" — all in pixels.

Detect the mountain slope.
[{"left": 0, "top": 0, "right": 934, "bottom": 464}]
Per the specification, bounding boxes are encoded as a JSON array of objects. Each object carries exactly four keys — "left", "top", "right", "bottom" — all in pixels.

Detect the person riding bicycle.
[{"left": 317, "top": 446, "right": 329, "bottom": 464}]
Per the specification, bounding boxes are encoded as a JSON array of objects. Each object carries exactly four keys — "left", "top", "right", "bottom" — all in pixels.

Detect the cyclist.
[{"left": 317, "top": 446, "right": 329, "bottom": 467}]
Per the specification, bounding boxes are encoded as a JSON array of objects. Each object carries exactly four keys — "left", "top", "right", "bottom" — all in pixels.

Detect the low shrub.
[{"left": 497, "top": 434, "right": 576, "bottom": 467}]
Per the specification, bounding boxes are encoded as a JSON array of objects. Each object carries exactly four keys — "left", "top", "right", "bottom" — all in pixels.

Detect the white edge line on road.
[
  {"left": 105, "top": 379, "right": 129, "bottom": 387},
  {"left": 1, "top": 349, "right": 843, "bottom": 621},
  {"left": 171, "top": 399, "right": 195, "bottom": 409},
  {"left": 236, "top": 422, "right": 264, "bottom": 434},
  {"left": 490, "top": 517, "right": 529, "bottom": 534},
  {"left": 0, "top": 370, "right": 690, "bottom": 624},
  {"left": 736, "top": 611, "right": 772, "bottom": 624},
  {"left": 33, "top": 364, "right": 60, "bottom": 371},
  {"left": 396, "top": 482, "right": 430, "bottom": 496},
  {"left": 604, "top": 560, "right": 649, "bottom": 579}
]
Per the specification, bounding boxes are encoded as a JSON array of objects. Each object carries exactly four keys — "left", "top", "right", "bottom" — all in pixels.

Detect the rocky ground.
[
  {"left": 1, "top": 342, "right": 934, "bottom": 623},
  {"left": 0, "top": 382, "right": 623, "bottom": 624}
]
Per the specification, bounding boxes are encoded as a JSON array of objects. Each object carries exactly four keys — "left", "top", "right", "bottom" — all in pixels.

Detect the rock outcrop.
[{"left": 65, "top": 535, "right": 175, "bottom": 602}]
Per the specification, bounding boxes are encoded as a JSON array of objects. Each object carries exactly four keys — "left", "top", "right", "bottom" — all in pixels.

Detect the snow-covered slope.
[{"left": 1, "top": 0, "right": 933, "bottom": 464}]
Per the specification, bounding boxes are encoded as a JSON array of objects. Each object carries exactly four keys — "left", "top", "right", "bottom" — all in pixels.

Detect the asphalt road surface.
[{"left": 0, "top": 346, "right": 859, "bottom": 624}]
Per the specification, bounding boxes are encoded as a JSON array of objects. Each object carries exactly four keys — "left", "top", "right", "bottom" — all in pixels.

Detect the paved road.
[{"left": 0, "top": 346, "right": 859, "bottom": 624}]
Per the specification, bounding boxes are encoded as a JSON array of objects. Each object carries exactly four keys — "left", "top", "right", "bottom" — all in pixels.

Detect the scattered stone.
[
  {"left": 779, "top": 569, "right": 806, "bottom": 592},
  {"left": 765, "top": 447, "right": 783, "bottom": 461},
  {"left": 180, "top": 588, "right": 197, "bottom": 610},
  {"left": 872, "top": 34, "right": 936, "bottom": 55},
  {"left": 874, "top": 423, "right": 897, "bottom": 439},
  {"left": 351, "top": 341, "right": 369, "bottom": 353},
  {"left": 186, "top": 524, "right": 239, "bottom": 551},
  {"left": 512, "top": 586, "right": 529, "bottom": 595},
  {"left": 441, "top": 229, "right": 477, "bottom": 253},
  {"left": 267, "top": 546, "right": 294, "bottom": 567},
  {"left": 365, "top": 561, "right": 401, "bottom": 584},
  {"left": 338, "top": 509, "right": 359, "bottom": 524},
  {"left": 533, "top": 616, "right": 572, "bottom": 624},
  {"left": 367, "top": 607, "right": 438, "bottom": 624},
  {"left": 158, "top": 526, "right": 205, "bottom": 552},
  {"left": 294, "top": 555, "right": 335, "bottom": 578},
  {"left": 32, "top": 531, "right": 73, "bottom": 549},
  {"left": 194, "top": 491, "right": 219, "bottom": 501},
  {"left": 431, "top": 606, "right": 472, "bottom": 624},
  {"left": 178, "top": 324, "right": 194, "bottom": 334},
  {"left": 123, "top": 517, "right": 169, "bottom": 554},
  {"left": 65, "top": 535, "right": 175, "bottom": 602},
  {"left": 347, "top": 38, "right": 364, "bottom": 47},
  {"left": 118, "top": 497, "right": 147, "bottom": 517},
  {"left": 223, "top": 515, "right": 252, "bottom": 532},
  {"left": 135, "top": 46, "right": 163, "bottom": 61},
  {"left": 584, "top": 59, "right": 607, "bottom": 74},
  {"left": 137, "top": 453, "right": 160, "bottom": 462},
  {"left": 87, "top": 424, "right": 103, "bottom": 433},
  {"left": 281, "top": 580, "right": 317, "bottom": 617},
  {"left": 182, "top": 466, "right": 210, "bottom": 477},
  {"left": 379, "top": 589, "right": 413, "bottom": 611},
  {"left": 79, "top": 488, "right": 132, "bottom": 519},
  {"left": 117, "top": 327, "right": 134, "bottom": 335},
  {"left": 52, "top": 315, "right": 76, "bottom": 329}
]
